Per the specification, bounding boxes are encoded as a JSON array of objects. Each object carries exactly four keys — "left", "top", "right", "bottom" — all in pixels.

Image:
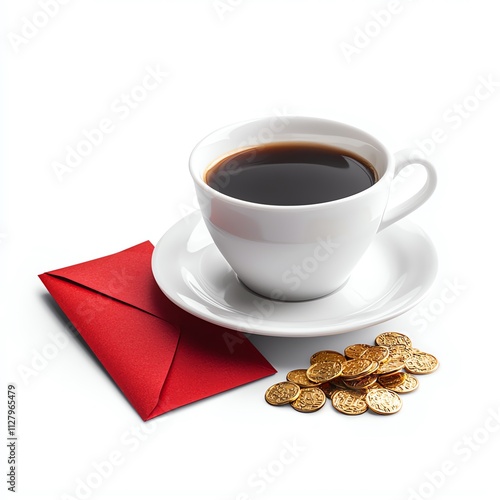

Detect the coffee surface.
[{"left": 205, "top": 142, "right": 377, "bottom": 206}]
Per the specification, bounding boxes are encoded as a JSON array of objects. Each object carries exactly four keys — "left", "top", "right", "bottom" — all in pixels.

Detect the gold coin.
[
  {"left": 389, "top": 374, "right": 419, "bottom": 393},
  {"left": 286, "top": 369, "right": 320, "bottom": 387},
  {"left": 331, "top": 389, "right": 368, "bottom": 415},
  {"left": 365, "top": 388, "right": 403, "bottom": 415},
  {"left": 387, "top": 344, "right": 413, "bottom": 361},
  {"left": 375, "top": 358, "right": 405, "bottom": 375},
  {"left": 346, "top": 360, "right": 379, "bottom": 380},
  {"left": 343, "top": 374, "right": 378, "bottom": 390},
  {"left": 265, "top": 332, "right": 437, "bottom": 415},
  {"left": 378, "top": 372, "right": 407, "bottom": 389},
  {"left": 306, "top": 361, "right": 342, "bottom": 383},
  {"left": 375, "top": 332, "right": 412, "bottom": 348},
  {"left": 265, "top": 382, "right": 301, "bottom": 406},
  {"left": 344, "top": 344, "right": 371, "bottom": 359},
  {"left": 341, "top": 358, "right": 375, "bottom": 379},
  {"left": 404, "top": 351, "right": 439, "bottom": 374},
  {"left": 310, "top": 350, "right": 345, "bottom": 365},
  {"left": 361, "top": 346, "right": 389, "bottom": 363},
  {"left": 365, "top": 361, "right": 380, "bottom": 377},
  {"left": 290, "top": 387, "right": 326, "bottom": 413}
]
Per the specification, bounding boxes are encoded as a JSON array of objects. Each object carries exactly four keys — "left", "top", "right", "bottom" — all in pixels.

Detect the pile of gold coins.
[{"left": 264, "top": 332, "right": 439, "bottom": 415}]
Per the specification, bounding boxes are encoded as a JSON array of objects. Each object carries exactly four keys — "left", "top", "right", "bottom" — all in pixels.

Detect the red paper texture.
[{"left": 39, "top": 242, "right": 276, "bottom": 420}]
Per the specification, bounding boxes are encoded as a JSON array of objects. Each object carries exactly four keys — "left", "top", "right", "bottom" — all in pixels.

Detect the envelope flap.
[
  {"left": 39, "top": 240, "right": 277, "bottom": 421},
  {"left": 46, "top": 242, "right": 179, "bottom": 323}
]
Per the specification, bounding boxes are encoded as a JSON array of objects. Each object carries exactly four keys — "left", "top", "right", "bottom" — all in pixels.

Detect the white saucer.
[{"left": 152, "top": 212, "right": 438, "bottom": 337}]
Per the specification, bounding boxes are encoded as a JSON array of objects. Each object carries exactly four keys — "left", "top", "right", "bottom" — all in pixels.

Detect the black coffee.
[{"left": 205, "top": 142, "right": 377, "bottom": 206}]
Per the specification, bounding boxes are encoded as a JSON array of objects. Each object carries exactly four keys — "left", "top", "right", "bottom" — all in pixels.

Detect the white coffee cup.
[{"left": 189, "top": 116, "right": 437, "bottom": 301}]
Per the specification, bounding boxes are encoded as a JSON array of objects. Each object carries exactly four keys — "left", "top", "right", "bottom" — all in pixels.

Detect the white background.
[{"left": 2, "top": 1, "right": 500, "bottom": 499}]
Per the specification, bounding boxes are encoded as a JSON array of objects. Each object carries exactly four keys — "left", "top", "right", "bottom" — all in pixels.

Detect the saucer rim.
[{"left": 152, "top": 212, "right": 438, "bottom": 337}]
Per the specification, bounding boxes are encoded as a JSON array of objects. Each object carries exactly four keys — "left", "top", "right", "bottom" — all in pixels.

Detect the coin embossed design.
[
  {"left": 306, "top": 361, "right": 342, "bottom": 383},
  {"left": 344, "top": 344, "right": 371, "bottom": 359},
  {"left": 375, "top": 332, "right": 412, "bottom": 348},
  {"left": 331, "top": 390, "right": 368, "bottom": 415},
  {"left": 405, "top": 351, "right": 439, "bottom": 374},
  {"left": 342, "top": 359, "right": 378, "bottom": 380},
  {"left": 366, "top": 388, "right": 402, "bottom": 415},
  {"left": 361, "top": 346, "right": 389, "bottom": 363},
  {"left": 265, "top": 382, "right": 301, "bottom": 406},
  {"left": 389, "top": 374, "right": 419, "bottom": 393},
  {"left": 310, "top": 350, "right": 346, "bottom": 365},
  {"left": 286, "top": 369, "right": 320, "bottom": 387},
  {"left": 387, "top": 345, "right": 413, "bottom": 361},
  {"left": 341, "top": 358, "right": 373, "bottom": 378},
  {"left": 290, "top": 387, "right": 326, "bottom": 413}
]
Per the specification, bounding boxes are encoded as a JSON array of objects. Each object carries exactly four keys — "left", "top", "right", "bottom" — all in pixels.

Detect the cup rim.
[{"left": 189, "top": 116, "right": 393, "bottom": 212}]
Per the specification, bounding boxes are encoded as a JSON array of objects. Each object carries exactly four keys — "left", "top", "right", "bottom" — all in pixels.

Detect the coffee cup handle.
[{"left": 378, "top": 149, "right": 437, "bottom": 232}]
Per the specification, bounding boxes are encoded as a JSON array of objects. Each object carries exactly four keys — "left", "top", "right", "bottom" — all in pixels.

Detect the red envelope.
[{"left": 39, "top": 241, "right": 276, "bottom": 420}]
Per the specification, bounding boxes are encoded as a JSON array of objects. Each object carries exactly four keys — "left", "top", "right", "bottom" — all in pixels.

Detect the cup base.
[{"left": 237, "top": 276, "right": 351, "bottom": 303}]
